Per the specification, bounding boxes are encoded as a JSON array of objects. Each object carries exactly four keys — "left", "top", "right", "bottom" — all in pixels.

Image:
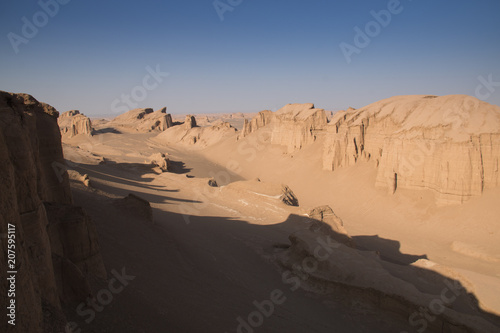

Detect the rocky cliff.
[
  {"left": 271, "top": 103, "right": 327, "bottom": 153},
  {"left": 241, "top": 110, "right": 274, "bottom": 137},
  {"left": 0, "top": 91, "right": 106, "bottom": 332},
  {"left": 323, "top": 95, "right": 500, "bottom": 204},
  {"left": 59, "top": 110, "right": 93, "bottom": 137}
]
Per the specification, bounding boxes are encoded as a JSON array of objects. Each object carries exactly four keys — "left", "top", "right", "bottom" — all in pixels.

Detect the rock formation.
[
  {"left": 278, "top": 219, "right": 500, "bottom": 333},
  {"left": 110, "top": 107, "right": 173, "bottom": 132},
  {"left": 68, "top": 169, "right": 92, "bottom": 187},
  {"left": 0, "top": 91, "right": 106, "bottom": 333},
  {"left": 148, "top": 153, "right": 170, "bottom": 172},
  {"left": 208, "top": 178, "right": 218, "bottom": 187},
  {"left": 271, "top": 103, "right": 328, "bottom": 153},
  {"left": 113, "top": 193, "right": 153, "bottom": 222},
  {"left": 58, "top": 110, "right": 93, "bottom": 137},
  {"left": 45, "top": 202, "right": 107, "bottom": 302},
  {"left": 241, "top": 110, "right": 274, "bottom": 137},
  {"left": 154, "top": 120, "right": 237, "bottom": 148},
  {"left": 184, "top": 115, "right": 197, "bottom": 129},
  {"left": 323, "top": 95, "right": 500, "bottom": 204},
  {"left": 308, "top": 206, "right": 354, "bottom": 248}
]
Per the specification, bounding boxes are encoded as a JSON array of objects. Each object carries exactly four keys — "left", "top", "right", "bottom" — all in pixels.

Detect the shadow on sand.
[
  {"left": 168, "top": 160, "right": 192, "bottom": 174},
  {"left": 93, "top": 127, "right": 122, "bottom": 135},
  {"left": 353, "top": 235, "right": 428, "bottom": 265},
  {"left": 68, "top": 179, "right": 500, "bottom": 333},
  {"left": 68, "top": 161, "right": 200, "bottom": 205}
]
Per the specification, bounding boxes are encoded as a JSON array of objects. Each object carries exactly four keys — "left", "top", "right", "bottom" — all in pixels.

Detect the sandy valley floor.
[{"left": 57, "top": 115, "right": 500, "bottom": 333}]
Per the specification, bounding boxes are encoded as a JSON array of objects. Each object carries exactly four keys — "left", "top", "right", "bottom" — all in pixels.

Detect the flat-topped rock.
[
  {"left": 323, "top": 95, "right": 500, "bottom": 204},
  {"left": 271, "top": 103, "right": 327, "bottom": 153}
]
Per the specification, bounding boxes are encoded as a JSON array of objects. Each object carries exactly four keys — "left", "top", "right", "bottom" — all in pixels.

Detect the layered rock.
[
  {"left": 0, "top": 91, "right": 105, "bottom": 332},
  {"left": 271, "top": 103, "right": 328, "bottom": 153},
  {"left": 241, "top": 110, "right": 273, "bottom": 137},
  {"left": 59, "top": 110, "right": 93, "bottom": 137},
  {"left": 323, "top": 95, "right": 500, "bottom": 204},
  {"left": 184, "top": 115, "right": 197, "bottom": 129},
  {"left": 110, "top": 107, "right": 173, "bottom": 132}
]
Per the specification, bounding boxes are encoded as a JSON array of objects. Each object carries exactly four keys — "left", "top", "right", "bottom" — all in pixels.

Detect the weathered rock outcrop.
[
  {"left": 110, "top": 107, "right": 173, "bottom": 132},
  {"left": 308, "top": 205, "right": 354, "bottom": 248},
  {"left": 0, "top": 91, "right": 105, "bottom": 332},
  {"left": 278, "top": 220, "right": 500, "bottom": 333},
  {"left": 148, "top": 152, "right": 170, "bottom": 172},
  {"left": 323, "top": 95, "right": 500, "bottom": 204},
  {"left": 184, "top": 115, "right": 197, "bottom": 129},
  {"left": 154, "top": 120, "right": 237, "bottom": 148},
  {"left": 208, "top": 178, "right": 218, "bottom": 187},
  {"left": 241, "top": 110, "right": 273, "bottom": 137},
  {"left": 45, "top": 203, "right": 107, "bottom": 303},
  {"left": 271, "top": 103, "right": 328, "bottom": 153},
  {"left": 113, "top": 193, "right": 153, "bottom": 222},
  {"left": 59, "top": 110, "right": 93, "bottom": 137}
]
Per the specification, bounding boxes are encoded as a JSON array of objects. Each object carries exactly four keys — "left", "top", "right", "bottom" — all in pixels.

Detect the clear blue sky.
[{"left": 1, "top": 0, "right": 499, "bottom": 116}]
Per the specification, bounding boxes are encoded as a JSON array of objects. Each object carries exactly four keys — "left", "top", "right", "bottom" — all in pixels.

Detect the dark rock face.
[
  {"left": 208, "top": 178, "right": 218, "bottom": 187},
  {"left": 0, "top": 91, "right": 106, "bottom": 333},
  {"left": 184, "top": 115, "right": 197, "bottom": 129},
  {"left": 113, "top": 193, "right": 153, "bottom": 222},
  {"left": 45, "top": 203, "right": 107, "bottom": 279}
]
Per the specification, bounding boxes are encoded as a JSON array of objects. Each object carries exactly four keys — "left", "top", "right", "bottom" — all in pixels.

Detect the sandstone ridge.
[
  {"left": 322, "top": 95, "right": 500, "bottom": 204},
  {"left": 0, "top": 91, "right": 106, "bottom": 333}
]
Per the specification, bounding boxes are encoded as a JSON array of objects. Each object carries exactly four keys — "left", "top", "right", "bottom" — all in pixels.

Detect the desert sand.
[{"left": 2, "top": 91, "right": 500, "bottom": 333}]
